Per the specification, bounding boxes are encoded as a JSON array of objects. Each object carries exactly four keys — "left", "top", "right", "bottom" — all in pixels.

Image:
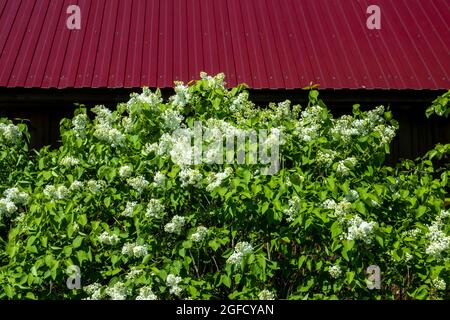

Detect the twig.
[
  {"left": 189, "top": 249, "right": 200, "bottom": 277},
  {"left": 212, "top": 255, "right": 220, "bottom": 273}
]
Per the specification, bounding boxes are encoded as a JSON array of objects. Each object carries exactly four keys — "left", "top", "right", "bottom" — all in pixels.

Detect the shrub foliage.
[{"left": 0, "top": 74, "right": 449, "bottom": 300}]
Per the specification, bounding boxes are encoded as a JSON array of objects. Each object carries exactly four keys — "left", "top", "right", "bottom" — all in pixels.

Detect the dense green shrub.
[{"left": 0, "top": 73, "right": 449, "bottom": 300}]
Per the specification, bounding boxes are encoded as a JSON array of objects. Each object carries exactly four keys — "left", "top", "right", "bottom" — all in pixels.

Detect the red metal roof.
[{"left": 0, "top": 0, "right": 448, "bottom": 89}]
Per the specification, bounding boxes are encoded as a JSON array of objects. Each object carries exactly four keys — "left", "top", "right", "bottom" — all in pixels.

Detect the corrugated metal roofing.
[{"left": 0, "top": 0, "right": 448, "bottom": 89}]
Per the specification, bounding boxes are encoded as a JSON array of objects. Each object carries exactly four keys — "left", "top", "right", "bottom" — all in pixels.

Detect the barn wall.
[{"left": 0, "top": 88, "right": 448, "bottom": 164}]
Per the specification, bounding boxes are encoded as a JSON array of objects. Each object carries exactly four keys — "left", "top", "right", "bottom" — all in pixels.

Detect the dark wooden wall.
[{"left": 0, "top": 88, "right": 448, "bottom": 164}]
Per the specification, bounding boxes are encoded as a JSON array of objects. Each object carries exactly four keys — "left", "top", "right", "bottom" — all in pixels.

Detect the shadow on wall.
[{"left": 0, "top": 88, "right": 448, "bottom": 165}]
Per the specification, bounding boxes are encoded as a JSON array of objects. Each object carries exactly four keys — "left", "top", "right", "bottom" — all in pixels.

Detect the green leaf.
[
  {"left": 412, "top": 285, "right": 429, "bottom": 300},
  {"left": 73, "top": 236, "right": 83, "bottom": 249},
  {"left": 77, "top": 214, "right": 87, "bottom": 226},
  {"left": 415, "top": 205, "right": 427, "bottom": 218},
  {"left": 261, "top": 202, "right": 269, "bottom": 214},
  {"left": 104, "top": 197, "right": 111, "bottom": 208},
  {"left": 355, "top": 201, "right": 367, "bottom": 214},
  {"left": 346, "top": 271, "right": 355, "bottom": 284},
  {"left": 221, "top": 275, "right": 231, "bottom": 288},
  {"left": 375, "top": 236, "right": 384, "bottom": 247},
  {"left": 208, "top": 240, "right": 220, "bottom": 251},
  {"left": 4, "top": 285, "right": 13, "bottom": 298},
  {"left": 182, "top": 240, "right": 192, "bottom": 249},
  {"left": 298, "top": 255, "right": 306, "bottom": 268}
]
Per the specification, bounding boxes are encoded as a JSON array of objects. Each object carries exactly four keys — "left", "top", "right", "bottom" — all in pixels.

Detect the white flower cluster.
[
  {"left": 3, "top": 187, "right": 29, "bottom": 206},
  {"left": 122, "top": 243, "right": 148, "bottom": 258},
  {"left": 59, "top": 156, "right": 80, "bottom": 167},
  {"left": 122, "top": 201, "right": 137, "bottom": 217},
  {"left": 126, "top": 267, "right": 143, "bottom": 281},
  {"left": 205, "top": 118, "right": 247, "bottom": 141},
  {"left": 345, "top": 190, "right": 360, "bottom": 202},
  {"left": 0, "top": 188, "right": 29, "bottom": 219},
  {"left": 316, "top": 150, "right": 337, "bottom": 167},
  {"left": 179, "top": 168, "right": 203, "bottom": 187},
  {"left": 92, "top": 105, "right": 114, "bottom": 124},
  {"left": 166, "top": 274, "right": 183, "bottom": 296},
  {"left": 301, "top": 105, "right": 326, "bottom": 123},
  {"left": 172, "top": 82, "right": 192, "bottom": 107},
  {"left": 72, "top": 114, "right": 89, "bottom": 139},
  {"left": 200, "top": 72, "right": 225, "bottom": 89},
  {"left": 336, "top": 157, "right": 357, "bottom": 176},
  {"left": 229, "top": 92, "right": 249, "bottom": 113},
  {"left": 84, "top": 283, "right": 103, "bottom": 300},
  {"left": 0, "top": 122, "right": 22, "bottom": 145},
  {"left": 127, "top": 176, "right": 149, "bottom": 194},
  {"left": 169, "top": 129, "right": 193, "bottom": 166},
  {"left": 323, "top": 199, "right": 337, "bottom": 210},
  {"left": 92, "top": 106, "right": 125, "bottom": 147},
  {"left": 43, "top": 185, "right": 69, "bottom": 200},
  {"left": 324, "top": 199, "right": 352, "bottom": 221},
  {"left": 331, "top": 115, "right": 365, "bottom": 143},
  {"left": 432, "top": 278, "right": 446, "bottom": 291},
  {"left": 374, "top": 124, "right": 396, "bottom": 144},
  {"left": 131, "top": 87, "right": 162, "bottom": 108},
  {"left": 284, "top": 196, "right": 300, "bottom": 222},
  {"left": 87, "top": 180, "right": 105, "bottom": 194},
  {"left": 328, "top": 264, "right": 342, "bottom": 279},
  {"left": 202, "top": 128, "right": 223, "bottom": 164},
  {"left": 161, "top": 109, "right": 184, "bottom": 131},
  {"left": 436, "top": 209, "right": 450, "bottom": 225},
  {"left": 121, "top": 116, "right": 134, "bottom": 132},
  {"left": 106, "top": 282, "right": 129, "bottom": 300},
  {"left": 295, "top": 105, "right": 326, "bottom": 142},
  {"left": 425, "top": 220, "right": 450, "bottom": 258},
  {"left": 146, "top": 199, "right": 165, "bottom": 219},
  {"left": 403, "top": 228, "right": 422, "bottom": 239},
  {"left": 119, "top": 165, "right": 133, "bottom": 178},
  {"left": 330, "top": 106, "right": 391, "bottom": 144},
  {"left": 136, "top": 286, "right": 158, "bottom": 300},
  {"left": 261, "top": 128, "right": 284, "bottom": 154},
  {"left": 297, "top": 123, "right": 321, "bottom": 143},
  {"left": 367, "top": 106, "right": 385, "bottom": 124},
  {"left": 258, "top": 289, "right": 276, "bottom": 300},
  {"left": 157, "top": 133, "right": 174, "bottom": 156},
  {"left": 273, "top": 100, "right": 292, "bottom": 121},
  {"left": 164, "top": 215, "right": 186, "bottom": 235},
  {"left": 206, "top": 168, "right": 233, "bottom": 192},
  {"left": 227, "top": 241, "right": 253, "bottom": 265},
  {"left": 94, "top": 123, "right": 125, "bottom": 148},
  {"left": 439, "top": 209, "right": 450, "bottom": 219},
  {"left": 147, "top": 129, "right": 194, "bottom": 165},
  {"left": 143, "top": 142, "right": 159, "bottom": 155},
  {"left": 191, "top": 226, "right": 208, "bottom": 242},
  {"left": 153, "top": 171, "right": 166, "bottom": 187},
  {"left": 98, "top": 231, "right": 120, "bottom": 245},
  {"left": 345, "top": 215, "right": 376, "bottom": 244}
]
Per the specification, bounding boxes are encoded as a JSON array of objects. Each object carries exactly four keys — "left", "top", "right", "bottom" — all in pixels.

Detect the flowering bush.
[{"left": 0, "top": 74, "right": 449, "bottom": 300}]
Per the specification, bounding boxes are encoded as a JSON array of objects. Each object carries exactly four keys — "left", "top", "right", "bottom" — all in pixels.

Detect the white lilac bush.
[{"left": 0, "top": 73, "right": 449, "bottom": 300}]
